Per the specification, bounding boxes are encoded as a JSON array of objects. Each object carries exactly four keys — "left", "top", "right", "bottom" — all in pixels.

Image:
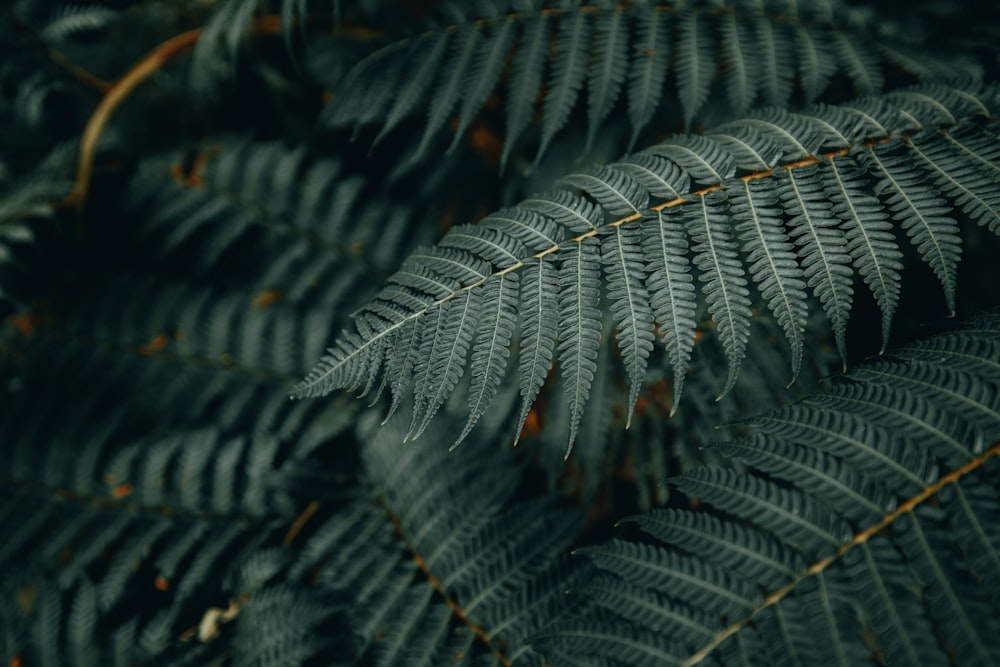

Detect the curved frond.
[{"left": 299, "top": 83, "right": 1000, "bottom": 452}]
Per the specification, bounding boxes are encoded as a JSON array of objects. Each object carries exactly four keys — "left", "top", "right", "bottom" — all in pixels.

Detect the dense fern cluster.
[{"left": 1, "top": 1, "right": 1000, "bottom": 665}]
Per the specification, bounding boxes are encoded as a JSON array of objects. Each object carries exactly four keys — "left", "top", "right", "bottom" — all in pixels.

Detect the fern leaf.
[
  {"left": 862, "top": 141, "right": 962, "bottom": 315},
  {"left": 372, "top": 31, "right": 452, "bottom": 148},
  {"left": 537, "top": 7, "right": 591, "bottom": 162},
  {"left": 745, "top": 405, "right": 937, "bottom": 493},
  {"left": 538, "top": 315, "right": 1000, "bottom": 663},
  {"left": 793, "top": 21, "right": 836, "bottom": 102},
  {"left": 561, "top": 164, "right": 650, "bottom": 215},
  {"left": 557, "top": 237, "right": 603, "bottom": 455},
  {"left": 780, "top": 165, "right": 855, "bottom": 366},
  {"left": 408, "top": 290, "right": 481, "bottom": 440},
  {"left": 299, "top": 82, "right": 1000, "bottom": 444},
  {"left": 581, "top": 576, "right": 720, "bottom": 643},
  {"left": 413, "top": 23, "right": 482, "bottom": 160},
  {"left": 449, "top": 15, "right": 518, "bottom": 154},
  {"left": 673, "top": 467, "right": 852, "bottom": 552},
  {"left": 522, "top": 189, "right": 603, "bottom": 234},
  {"left": 728, "top": 109, "right": 831, "bottom": 161},
  {"left": 603, "top": 222, "right": 655, "bottom": 425},
  {"left": 514, "top": 257, "right": 559, "bottom": 445},
  {"left": 625, "top": 509, "right": 803, "bottom": 590},
  {"left": 480, "top": 206, "right": 563, "bottom": 251},
  {"left": 627, "top": 9, "right": 670, "bottom": 149},
  {"left": 614, "top": 152, "right": 689, "bottom": 199},
  {"left": 753, "top": 10, "right": 793, "bottom": 107},
  {"left": 684, "top": 189, "right": 751, "bottom": 398},
  {"left": 720, "top": 9, "right": 757, "bottom": 114},
  {"left": 641, "top": 208, "right": 697, "bottom": 416},
  {"left": 441, "top": 224, "right": 525, "bottom": 268},
  {"left": 586, "top": 4, "right": 629, "bottom": 152},
  {"left": 708, "top": 124, "right": 782, "bottom": 171},
  {"left": 715, "top": 434, "right": 895, "bottom": 523},
  {"left": 649, "top": 134, "right": 734, "bottom": 184},
  {"left": 896, "top": 509, "right": 997, "bottom": 665},
  {"left": 906, "top": 132, "right": 1000, "bottom": 234},
  {"left": 943, "top": 125, "right": 1000, "bottom": 180},
  {"left": 832, "top": 32, "right": 882, "bottom": 96},
  {"left": 501, "top": 11, "right": 551, "bottom": 171},
  {"left": 944, "top": 483, "right": 1000, "bottom": 598},
  {"left": 676, "top": 9, "right": 713, "bottom": 131},
  {"left": 731, "top": 176, "right": 808, "bottom": 380},
  {"left": 532, "top": 619, "right": 688, "bottom": 666},
  {"left": 842, "top": 539, "right": 937, "bottom": 665},
  {"left": 824, "top": 154, "right": 902, "bottom": 352},
  {"left": 456, "top": 273, "right": 519, "bottom": 447},
  {"left": 580, "top": 540, "right": 761, "bottom": 620},
  {"left": 851, "top": 359, "right": 1000, "bottom": 434}
]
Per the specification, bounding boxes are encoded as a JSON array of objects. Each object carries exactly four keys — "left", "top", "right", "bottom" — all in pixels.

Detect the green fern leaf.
[
  {"left": 586, "top": 4, "right": 629, "bottom": 152},
  {"left": 641, "top": 207, "right": 697, "bottom": 417},
  {"left": 780, "top": 164, "right": 855, "bottom": 366},
  {"left": 297, "top": 82, "right": 1000, "bottom": 450},
  {"left": 793, "top": 20, "right": 837, "bottom": 102},
  {"left": 720, "top": 9, "right": 757, "bottom": 114},
  {"left": 731, "top": 175, "right": 808, "bottom": 380},
  {"left": 683, "top": 189, "right": 752, "bottom": 398},
  {"left": 449, "top": 14, "right": 517, "bottom": 154},
  {"left": 413, "top": 23, "right": 481, "bottom": 160},
  {"left": 626, "top": 9, "right": 670, "bottom": 149},
  {"left": 625, "top": 508, "right": 803, "bottom": 590},
  {"left": 825, "top": 154, "right": 903, "bottom": 352},
  {"left": 862, "top": 141, "right": 962, "bottom": 315},
  {"left": 752, "top": 8, "right": 793, "bottom": 106},
  {"left": 557, "top": 237, "right": 603, "bottom": 454},
  {"left": 537, "top": 315, "right": 1000, "bottom": 664},
  {"left": 537, "top": 7, "right": 591, "bottom": 162},
  {"left": 907, "top": 131, "right": 1000, "bottom": 234},
  {"left": 514, "top": 258, "right": 560, "bottom": 445},
  {"left": 408, "top": 289, "right": 482, "bottom": 440},
  {"left": 456, "top": 273, "right": 519, "bottom": 447},
  {"left": 372, "top": 31, "right": 451, "bottom": 149},
  {"left": 580, "top": 540, "right": 761, "bottom": 621},
  {"left": 502, "top": 10, "right": 551, "bottom": 171},
  {"left": 676, "top": 9, "right": 713, "bottom": 131},
  {"left": 674, "top": 467, "right": 852, "bottom": 552},
  {"left": 832, "top": 31, "right": 882, "bottom": 95},
  {"left": 603, "top": 222, "right": 655, "bottom": 425}
]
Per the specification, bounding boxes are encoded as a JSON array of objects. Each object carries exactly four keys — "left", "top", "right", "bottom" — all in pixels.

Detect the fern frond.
[
  {"left": 557, "top": 237, "right": 603, "bottom": 454},
  {"left": 676, "top": 7, "right": 713, "bottom": 131},
  {"left": 290, "top": 403, "right": 582, "bottom": 665},
  {"left": 641, "top": 207, "right": 697, "bottom": 416},
  {"left": 538, "top": 5, "right": 591, "bottom": 162},
  {"left": 627, "top": 9, "right": 670, "bottom": 149},
  {"left": 586, "top": 3, "right": 629, "bottom": 152},
  {"left": 532, "top": 313, "right": 1000, "bottom": 665},
  {"left": 683, "top": 189, "right": 752, "bottom": 397},
  {"left": 731, "top": 175, "right": 808, "bottom": 379},
  {"left": 316, "top": 0, "right": 968, "bottom": 163},
  {"left": 299, "top": 82, "right": 1000, "bottom": 451},
  {"left": 779, "top": 164, "right": 855, "bottom": 365}
]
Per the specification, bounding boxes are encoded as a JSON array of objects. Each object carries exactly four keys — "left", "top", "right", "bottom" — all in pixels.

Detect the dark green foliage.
[
  {"left": 1, "top": 1, "right": 1000, "bottom": 666},
  {"left": 539, "top": 317, "right": 1000, "bottom": 665}
]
